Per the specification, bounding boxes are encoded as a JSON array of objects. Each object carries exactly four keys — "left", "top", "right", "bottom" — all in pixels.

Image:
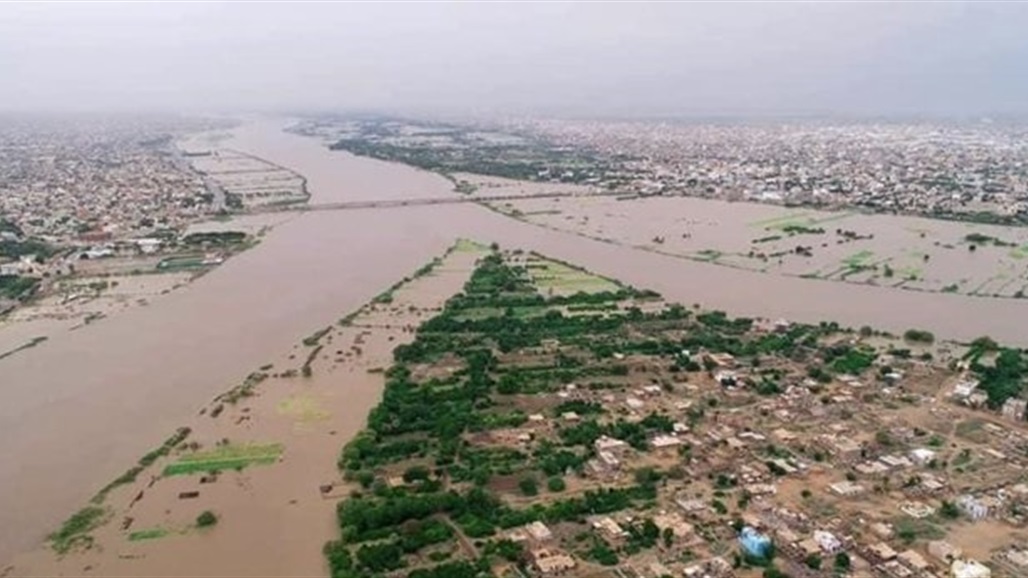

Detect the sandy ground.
[
  {"left": 4, "top": 241, "right": 487, "bottom": 577},
  {"left": 490, "top": 195, "right": 1028, "bottom": 299}
]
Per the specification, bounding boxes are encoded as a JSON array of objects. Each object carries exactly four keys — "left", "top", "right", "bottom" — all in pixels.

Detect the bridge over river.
[{"left": 250, "top": 190, "right": 630, "bottom": 213}]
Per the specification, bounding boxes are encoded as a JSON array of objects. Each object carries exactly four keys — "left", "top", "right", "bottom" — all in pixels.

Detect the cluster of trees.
[
  {"left": 0, "top": 237, "right": 53, "bottom": 260},
  {"left": 965, "top": 232, "right": 1014, "bottom": 247},
  {"left": 327, "top": 250, "right": 908, "bottom": 577},
  {"left": 903, "top": 328, "right": 936, "bottom": 344},
  {"left": 974, "top": 347, "right": 1027, "bottom": 408},
  {"left": 558, "top": 412, "right": 675, "bottom": 451},
  {"left": 336, "top": 482, "right": 656, "bottom": 554},
  {"left": 0, "top": 275, "right": 40, "bottom": 300},
  {"left": 328, "top": 128, "right": 603, "bottom": 184},
  {"left": 824, "top": 344, "right": 877, "bottom": 375},
  {"left": 0, "top": 218, "right": 23, "bottom": 236},
  {"left": 960, "top": 336, "right": 1027, "bottom": 407},
  {"left": 325, "top": 537, "right": 486, "bottom": 578},
  {"left": 181, "top": 231, "right": 247, "bottom": 247}
]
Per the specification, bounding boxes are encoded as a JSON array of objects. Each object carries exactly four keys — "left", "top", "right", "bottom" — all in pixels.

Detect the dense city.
[
  {"left": 0, "top": 115, "right": 247, "bottom": 315},
  {"left": 316, "top": 117, "right": 1028, "bottom": 225}
]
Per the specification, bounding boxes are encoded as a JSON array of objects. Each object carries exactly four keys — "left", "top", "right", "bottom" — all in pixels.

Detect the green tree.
[
  {"left": 546, "top": 476, "right": 566, "bottom": 492},
  {"left": 834, "top": 552, "right": 851, "bottom": 571},
  {"left": 518, "top": 476, "right": 539, "bottom": 496},
  {"left": 590, "top": 539, "right": 619, "bottom": 566},
  {"left": 323, "top": 540, "right": 354, "bottom": 578},
  {"left": 939, "top": 500, "right": 960, "bottom": 519},
  {"left": 903, "top": 328, "right": 935, "bottom": 344}
]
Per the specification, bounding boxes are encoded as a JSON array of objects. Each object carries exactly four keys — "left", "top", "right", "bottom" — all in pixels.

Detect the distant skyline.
[{"left": 1, "top": 2, "right": 1026, "bottom": 118}]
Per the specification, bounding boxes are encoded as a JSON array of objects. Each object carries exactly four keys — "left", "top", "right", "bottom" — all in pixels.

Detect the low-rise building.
[
  {"left": 592, "top": 516, "right": 629, "bottom": 541},
  {"left": 830, "top": 481, "right": 866, "bottom": 497},
  {"left": 866, "top": 542, "right": 898, "bottom": 563},
  {"left": 897, "top": 549, "right": 930, "bottom": 573},
  {"left": 652, "top": 511, "right": 694, "bottom": 539},
  {"left": 1001, "top": 398, "right": 1027, "bottom": 422},
  {"left": 926, "top": 540, "right": 962, "bottom": 564},
  {"left": 530, "top": 548, "right": 577, "bottom": 575}
]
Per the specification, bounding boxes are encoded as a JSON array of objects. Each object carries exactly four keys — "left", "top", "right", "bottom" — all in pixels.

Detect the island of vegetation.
[{"left": 320, "top": 248, "right": 1028, "bottom": 578}]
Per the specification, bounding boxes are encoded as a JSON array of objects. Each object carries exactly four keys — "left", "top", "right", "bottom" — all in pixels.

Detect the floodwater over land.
[{"left": 2, "top": 120, "right": 1028, "bottom": 569}]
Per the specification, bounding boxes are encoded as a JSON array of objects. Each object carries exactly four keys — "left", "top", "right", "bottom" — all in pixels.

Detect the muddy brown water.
[{"left": 1, "top": 120, "right": 1026, "bottom": 565}]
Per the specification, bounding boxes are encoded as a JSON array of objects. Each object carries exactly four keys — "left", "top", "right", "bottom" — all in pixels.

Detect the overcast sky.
[{"left": 1, "top": 2, "right": 1026, "bottom": 118}]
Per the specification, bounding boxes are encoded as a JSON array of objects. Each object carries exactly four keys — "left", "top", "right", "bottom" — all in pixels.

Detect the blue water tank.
[{"left": 739, "top": 526, "right": 772, "bottom": 558}]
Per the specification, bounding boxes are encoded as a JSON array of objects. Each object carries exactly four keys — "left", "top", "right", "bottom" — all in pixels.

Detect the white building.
[
  {"left": 952, "top": 379, "right": 980, "bottom": 398},
  {"left": 813, "top": 530, "right": 842, "bottom": 554},
  {"left": 957, "top": 495, "right": 989, "bottom": 522},
  {"left": 910, "top": 448, "right": 937, "bottom": 466},
  {"left": 951, "top": 559, "right": 992, "bottom": 578}
]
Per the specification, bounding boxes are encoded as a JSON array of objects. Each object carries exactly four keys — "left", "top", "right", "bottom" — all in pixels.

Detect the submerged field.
[{"left": 488, "top": 195, "right": 1028, "bottom": 300}]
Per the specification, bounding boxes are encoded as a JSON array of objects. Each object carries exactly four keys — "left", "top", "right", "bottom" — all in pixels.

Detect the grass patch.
[
  {"left": 128, "top": 527, "right": 170, "bottom": 542},
  {"left": 525, "top": 257, "right": 621, "bottom": 295},
  {"left": 50, "top": 506, "right": 109, "bottom": 554},
  {"left": 1008, "top": 245, "right": 1028, "bottom": 260},
  {"left": 749, "top": 212, "right": 815, "bottom": 228},
  {"left": 453, "top": 238, "right": 489, "bottom": 253},
  {"left": 894, "top": 517, "right": 946, "bottom": 544},
  {"left": 842, "top": 250, "right": 875, "bottom": 268},
  {"left": 754, "top": 211, "right": 852, "bottom": 232},
  {"left": 278, "top": 393, "right": 331, "bottom": 423},
  {"left": 955, "top": 419, "right": 988, "bottom": 443},
  {"left": 693, "top": 249, "right": 723, "bottom": 262},
  {"left": 162, "top": 442, "right": 283, "bottom": 476},
  {"left": 897, "top": 266, "right": 922, "bottom": 281}
]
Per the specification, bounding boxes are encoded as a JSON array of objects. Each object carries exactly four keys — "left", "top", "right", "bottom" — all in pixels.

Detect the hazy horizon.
[{"left": 1, "top": 2, "right": 1027, "bottom": 119}]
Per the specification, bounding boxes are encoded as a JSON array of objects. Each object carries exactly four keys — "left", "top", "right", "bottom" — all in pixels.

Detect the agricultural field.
[{"left": 161, "top": 443, "right": 284, "bottom": 476}]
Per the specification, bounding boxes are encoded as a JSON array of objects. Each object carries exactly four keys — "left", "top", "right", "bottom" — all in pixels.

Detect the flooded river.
[{"left": 2, "top": 120, "right": 1026, "bottom": 564}]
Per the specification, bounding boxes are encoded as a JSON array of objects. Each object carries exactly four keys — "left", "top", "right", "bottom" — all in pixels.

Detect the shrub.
[
  {"left": 519, "top": 476, "right": 539, "bottom": 496},
  {"left": 903, "top": 329, "right": 935, "bottom": 344},
  {"left": 196, "top": 510, "right": 218, "bottom": 528},
  {"left": 547, "top": 476, "right": 566, "bottom": 492}
]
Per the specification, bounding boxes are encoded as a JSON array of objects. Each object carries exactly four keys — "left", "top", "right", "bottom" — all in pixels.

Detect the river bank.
[{"left": 5, "top": 241, "right": 489, "bottom": 577}]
